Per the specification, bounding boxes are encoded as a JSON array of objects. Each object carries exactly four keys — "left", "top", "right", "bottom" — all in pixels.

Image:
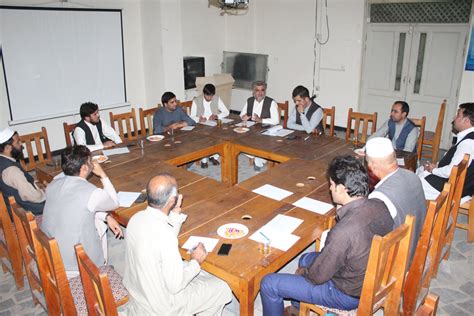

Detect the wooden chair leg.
[
  {"left": 299, "top": 303, "right": 310, "bottom": 316},
  {"left": 416, "top": 293, "right": 439, "bottom": 316},
  {"left": 248, "top": 158, "right": 254, "bottom": 166}
]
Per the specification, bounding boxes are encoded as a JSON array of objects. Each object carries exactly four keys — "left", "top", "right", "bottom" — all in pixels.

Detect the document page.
[
  {"left": 117, "top": 191, "right": 141, "bottom": 207},
  {"left": 252, "top": 184, "right": 294, "bottom": 201},
  {"left": 200, "top": 120, "right": 217, "bottom": 127},
  {"left": 249, "top": 214, "right": 303, "bottom": 251},
  {"left": 103, "top": 147, "right": 130, "bottom": 156},
  {"left": 292, "top": 197, "right": 334, "bottom": 215},
  {"left": 181, "top": 126, "right": 195, "bottom": 131},
  {"left": 182, "top": 236, "right": 219, "bottom": 252}
]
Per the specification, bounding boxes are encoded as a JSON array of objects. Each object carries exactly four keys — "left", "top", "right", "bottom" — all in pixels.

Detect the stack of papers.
[
  {"left": 292, "top": 197, "right": 334, "bottom": 215},
  {"left": 236, "top": 121, "right": 256, "bottom": 128},
  {"left": 200, "top": 120, "right": 217, "bottom": 127},
  {"left": 249, "top": 214, "right": 303, "bottom": 251},
  {"left": 182, "top": 236, "right": 219, "bottom": 252},
  {"left": 261, "top": 125, "right": 294, "bottom": 137},
  {"left": 102, "top": 147, "right": 130, "bottom": 156},
  {"left": 117, "top": 191, "right": 141, "bottom": 207},
  {"left": 252, "top": 184, "right": 293, "bottom": 201}
]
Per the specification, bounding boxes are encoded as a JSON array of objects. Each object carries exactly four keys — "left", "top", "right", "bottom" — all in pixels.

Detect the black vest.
[
  {"left": 74, "top": 120, "right": 111, "bottom": 145},
  {"left": 425, "top": 131, "right": 474, "bottom": 197},
  {"left": 0, "top": 156, "right": 44, "bottom": 216},
  {"left": 295, "top": 101, "right": 323, "bottom": 132},
  {"left": 246, "top": 96, "right": 274, "bottom": 119}
]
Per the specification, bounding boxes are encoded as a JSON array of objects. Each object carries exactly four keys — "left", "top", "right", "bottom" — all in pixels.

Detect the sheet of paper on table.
[
  {"left": 396, "top": 158, "right": 405, "bottom": 166},
  {"left": 249, "top": 214, "right": 303, "bottom": 251},
  {"left": 181, "top": 126, "right": 195, "bottom": 131},
  {"left": 117, "top": 191, "right": 141, "bottom": 207},
  {"left": 200, "top": 120, "right": 217, "bottom": 127},
  {"left": 292, "top": 197, "right": 334, "bottom": 215},
  {"left": 182, "top": 236, "right": 219, "bottom": 252},
  {"left": 235, "top": 121, "right": 256, "bottom": 128},
  {"left": 261, "top": 125, "right": 294, "bottom": 137},
  {"left": 220, "top": 117, "right": 234, "bottom": 124},
  {"left": 102, "top": 147, "right": 130, "bottom": 156},
  {"left": 252, "top": 184, "right": 293, "bottom": 201}
]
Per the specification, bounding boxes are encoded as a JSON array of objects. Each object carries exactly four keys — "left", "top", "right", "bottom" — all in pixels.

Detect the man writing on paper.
[
  {"left": 74, "top": 102, "right": 123, "bottom": 152},
  {"left": 123, "top": 174, "right": 231, "bottom": 315},
  {"left": 153, "top": 92, "right": 196, "bottom": 135},
  {"left": 287, "top": 85, "right": 323, "bottom": 134},
  {"left": 367, "top": 101, "right": 419, "bottom": 153},
  {"left": 260, "top": 156, "right": 393, "bottom": 315},
  {"left": 0, "top": 128, "right": 45, "bottom": 215},
  {"left": 190, "top": 83, "right": 229, "bottom": 168},
  {"left": 240, "top": 81, "right": 280, "bottom": 171},
  {"left": 41, "top": 145, "right": 123, "bottom": 278}
]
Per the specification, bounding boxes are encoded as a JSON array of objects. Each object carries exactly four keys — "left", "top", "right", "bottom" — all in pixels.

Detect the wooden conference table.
[{"left": 36, "top": 118, "right": 416, "bottom": 315}]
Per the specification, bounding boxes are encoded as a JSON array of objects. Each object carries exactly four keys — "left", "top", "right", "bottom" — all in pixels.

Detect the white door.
[{"left": 360, "top": 23, "right": 468, "bottom": 149}]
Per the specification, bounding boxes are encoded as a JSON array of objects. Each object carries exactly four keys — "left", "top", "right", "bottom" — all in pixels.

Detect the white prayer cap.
[
  {"left": 0, "top": 128, "right": 15, "bottom": 144},
  {"left": 365, "top": 137, "right": 394, "bottom": 158}
]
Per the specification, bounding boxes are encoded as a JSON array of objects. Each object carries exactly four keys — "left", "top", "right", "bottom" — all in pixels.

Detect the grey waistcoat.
[
  {"left": 41, "top": 176, "right": 104, "bottom": 272},
  {"left": 373, "top": 168, "right": 426, "bottom": 263},
  {"left": 194, "top": 95, "right": 219, "bottom": 116}
]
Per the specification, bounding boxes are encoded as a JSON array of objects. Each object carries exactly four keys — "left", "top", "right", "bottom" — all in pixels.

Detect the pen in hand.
[{"left": 304, "top": 136, "right": 310, "bottom": 141}]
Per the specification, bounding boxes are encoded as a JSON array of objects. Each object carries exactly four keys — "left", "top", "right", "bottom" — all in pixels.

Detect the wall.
[{"left": 458, "top": 13, "right": 474, "bottom": 105}]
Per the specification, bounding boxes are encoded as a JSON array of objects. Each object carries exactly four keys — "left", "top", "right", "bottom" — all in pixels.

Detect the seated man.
[
  {"left": 41, "top": 145, "right": 123, "bottom": 278},
  {"left": 240, "top": 81, "right": 279, "bottom": 171},
  {"left": 366, "top": 137, "right": 426, "bottom": 262},
  {"left": 367, "top": 101, "right": 418, "bottom": 153},
  {"left": 260, "top": 155, "right": 393, "bottom": 315},
  {"left": 287, "top": 85, "right": 323, "bottom": 134},
  {"left": 418, "top": 102, "right": 474, "bottom": 200},
  {"left": 73, "top": 102, "right": 122, "bottom": 152},
  {"left": 123, "top": 174, "right": 232, "bottom": 315},
  {"left": 0, "top": 128, "right": 45, "bottom": 215},
  {"left": 153, "top": 91, "right": 196, "bottom": 135},
  {"left": 190, "top": 83, "right": 229, "bottom": 168}
]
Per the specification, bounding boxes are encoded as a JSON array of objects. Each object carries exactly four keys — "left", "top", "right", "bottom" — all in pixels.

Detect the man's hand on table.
[
  {"left": 241, "top": 114, "right": 251, "bottom": 121},
  {"left": 191, "top": 242, "right": 207, "bottom": 264},
  {"left": 252, "top": 114, "right": 263, "bottom": 123},
  {"left": 103, "top": 140, "right": 115, "bottom": 148}
]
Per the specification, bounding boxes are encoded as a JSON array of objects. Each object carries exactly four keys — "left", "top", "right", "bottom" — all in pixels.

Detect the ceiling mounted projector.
[{"left": 218, "top": 0, "right": 249, "bottom": 9}]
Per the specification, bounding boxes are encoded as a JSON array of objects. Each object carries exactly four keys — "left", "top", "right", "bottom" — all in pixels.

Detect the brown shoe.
[{"left": 284, "top": 305, "right": 299, "bottom": 316}]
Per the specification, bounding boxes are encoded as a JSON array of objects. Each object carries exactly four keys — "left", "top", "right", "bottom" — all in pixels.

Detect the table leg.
[{"left": 239, "top": 279, "right": 255, "bottom": 316}]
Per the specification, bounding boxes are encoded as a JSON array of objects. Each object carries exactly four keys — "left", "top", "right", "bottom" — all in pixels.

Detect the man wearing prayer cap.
[
  {"left": 366, "top": 137, "right": 426, "bottom": 262},
  {"left": 0, "top": 128, "right": 45, "bottom": 215}
]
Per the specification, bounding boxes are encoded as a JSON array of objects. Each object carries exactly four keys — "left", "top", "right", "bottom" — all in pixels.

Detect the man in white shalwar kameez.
[{"left": 121, "top": 174, "right": 232, "bottom": 315}]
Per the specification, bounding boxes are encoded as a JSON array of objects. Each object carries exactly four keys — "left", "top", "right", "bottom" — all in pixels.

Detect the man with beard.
[
  {"left": 73, "top": 102, "right": 122, "bottom": 152},
  {"left": 418, "top": 102, "right": 474, "bottom": 201},
  {"left": 240, "top": 81, "right": 279, "bottom": 172},
  {"left": 0, "top": 128, "right": 45, "bottom": 215},
  {"left": 367, "top": 101, "right": 418, "bottom": 153}
]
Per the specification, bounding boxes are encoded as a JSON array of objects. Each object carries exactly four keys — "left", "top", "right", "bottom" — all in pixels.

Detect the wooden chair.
[
  {"left": 422, "top": 100, "right": 446, "bottom": 162},
  {"left": 139, "top": 106, "right": 160, "bottom": 137},
  {"left": 63, "top": 122, "right": 77, "bottom": 147},
  {"left": 345, "top": 108, "right": 377, "bottom": 144},
  {"left": 109, "top": 108, "right": 139, "bottom": 141},
  {"left": 11, "top": 198, "right": 46, "bottom": 309},
  {"left": 411, "top": 116, "right": 426, "bottom": 161},
  {"left": 432, "top": 154, "right": 469, "bottom": 276},
  {"left": 322, "top": 106, "right": 335, "bottom": 136},
  {"left": 19, "top": 127, "right": 53, "bottom": 172},
  {"left": 277, "top": 101, "right": 289, "bottom": 128},
  {"left": 0, "top": 197, "right": 24, "bottom": 289},
  {"left": 299, "top": 215, "right": 415, "bottom": 316},
  {"left": 402, "top": 186, "right": 450, "bottom": 316},
  {"left": 75, "top": 244, "right": 128, "bottom": 316},
  {"left": 179, "top": 100, "right": 193, "bottom": 115},
  {"left": 457, "top": 197, "right": 473, "bottom": 243}
]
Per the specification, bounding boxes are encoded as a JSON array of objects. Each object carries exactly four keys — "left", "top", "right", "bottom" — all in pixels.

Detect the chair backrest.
[
  {"left": 109, "top": 108, "right": 139, "bottom": 141},
  {"left": 179, "top": 100, "right": 193, "bottom": 115},
  {"left": 358, "top": 215, "right": 414, "bottom": 315},
  {"left": 410, "top": 116, "right": 426, "bottom": 161},
  {"left": 63, "top": 122, "right": 77, "bottom": 147},
  {"left": 19, "top": 127, "right": 53, "bottom": 172},
  {"left": 139, "top": 106, "right": 160, "bottom": 137},
  {"left": 345, "top": 108, "right": 377, "bottom": 144},
  {"left": 0, "top": 197, "right": 23, "bottom": 289},
  {"left": 33, "top": 227, "right": 77, "bottom": 315},
  {"left": 403, "top": 186, "right": 450, "bottom": 315},
  {"left": 277, "top": 101, "right": 289, "bottom": 128},
  {"left": 423, "top": 100, "right": 447, "bottom": 161},
  {"left": 75, "top": 244, "right": 118, "bottom": 316},
  {"left": 322, "top": 106, "right": 335, "bottom": 136},
  {"left": 10, "top": 197, "right": 46, "bottom": 308}
]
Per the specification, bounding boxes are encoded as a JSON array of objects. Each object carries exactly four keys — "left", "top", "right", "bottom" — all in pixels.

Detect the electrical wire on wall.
[{"left": 312, "top": 0, "right": 330, "bottom": 96}]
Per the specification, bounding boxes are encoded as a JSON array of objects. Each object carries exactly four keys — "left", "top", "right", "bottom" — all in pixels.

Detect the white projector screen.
[{"left": 0, "top": 6, "right": 126, "bottom": 123}]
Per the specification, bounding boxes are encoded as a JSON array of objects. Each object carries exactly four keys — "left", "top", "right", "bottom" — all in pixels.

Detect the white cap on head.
[
  {"left": 365, "top": 137, "right": 394, "bottom": 158},
  {"left": 0, "top": 128, "right": 15, "bottom": 144}
]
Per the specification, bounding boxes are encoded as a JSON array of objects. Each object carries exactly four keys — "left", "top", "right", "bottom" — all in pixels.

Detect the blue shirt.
[{"left": 153, "top": 106, "right": 196, "bottom": 134}]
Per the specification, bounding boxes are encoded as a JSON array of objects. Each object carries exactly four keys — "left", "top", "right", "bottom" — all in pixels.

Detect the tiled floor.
[{"left": 1, "top": 154, "right": 473, "bottom": 315}]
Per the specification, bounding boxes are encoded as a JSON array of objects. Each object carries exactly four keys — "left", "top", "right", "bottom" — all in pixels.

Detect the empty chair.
[
  {"left": 410, "top": 116, "right": 426, "bottom": 161},
  {"left": 75, "top": 244, "right": 128, "bottom": 315},
  {"left": 457, "top": 197, "right": 473, "bottom": 243},
  {"left": 299, "top": 215, "right": 414, "bottom": 316},
  {"left": 139, "top": 106, "right": 160, "bottom": 137},
  {"left": 109, "top": 108, "right": 139, "bottom": 141},
  {"left": 63, "top": 123, "right": 77, "bottom": 147},
  {"left": 277, "top": 101, "right": 289, "bottom": 128},
  {"left": 0, "top": 197, "right": 24, "bottom": 289},
  {"left": 19, "top": 127, "right": 53, "bottom": 172},
  {"left": 422, "top": 100, "right": 446, "bottom": 161},
  {"left": 322, "top": 106, "right": 335, "bottom": 136},
  {"left": 345, "top": 108, "right": 377, "bottom": 144}
]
